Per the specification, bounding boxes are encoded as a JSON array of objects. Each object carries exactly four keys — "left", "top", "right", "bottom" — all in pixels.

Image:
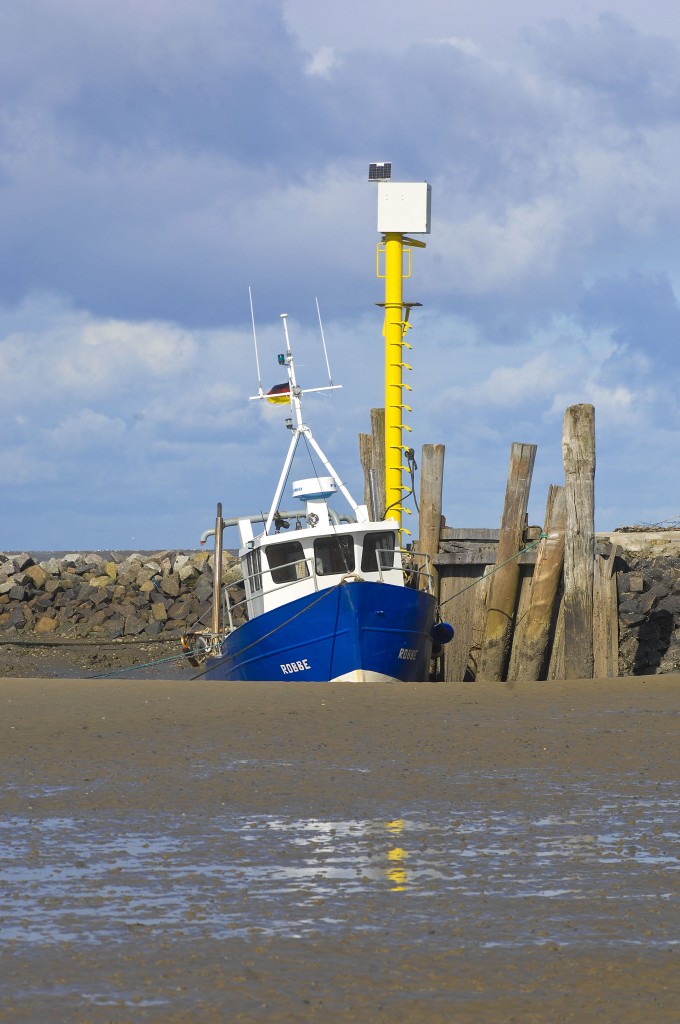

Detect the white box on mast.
[{"left": 377, "top": 181, "right": 431, "bottom": 234}]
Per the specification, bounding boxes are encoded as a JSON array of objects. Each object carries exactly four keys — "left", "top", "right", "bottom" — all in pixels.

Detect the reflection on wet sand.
[
  {"left": 386, "top": 819, "right": 408, "bottom": 891},
  {"left": 1, "top": 778, "right": 677, "bottom": 949}
]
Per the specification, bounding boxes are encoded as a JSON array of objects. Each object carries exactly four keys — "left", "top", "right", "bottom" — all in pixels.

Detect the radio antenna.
[
  {"left": 249, "top": 286, "right": 264, "bottom": 397},
  {"left": 315, "top": 297, "right": 333, "bottom": 386}
]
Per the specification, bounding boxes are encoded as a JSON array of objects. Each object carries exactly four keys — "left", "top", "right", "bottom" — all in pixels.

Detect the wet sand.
[
  {"left": 1, "top": 676, "right": 679, "bottom": 1022},
  {"left": 0, "top": 637, "right": 194, "bottom": 680}
]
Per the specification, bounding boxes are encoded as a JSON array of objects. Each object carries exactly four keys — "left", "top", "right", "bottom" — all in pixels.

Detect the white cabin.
[{"left": 238, "top": 517, "right": 403, "bottom": 618}]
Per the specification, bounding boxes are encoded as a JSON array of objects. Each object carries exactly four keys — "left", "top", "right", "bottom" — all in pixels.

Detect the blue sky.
[{"left": 3, "top": 0, "right": 680, "bottom": 549}]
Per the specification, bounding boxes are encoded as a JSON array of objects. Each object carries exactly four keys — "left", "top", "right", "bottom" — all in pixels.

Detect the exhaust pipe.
[{"left": 212, "top": 502, "right": 224, "bottom": 637}]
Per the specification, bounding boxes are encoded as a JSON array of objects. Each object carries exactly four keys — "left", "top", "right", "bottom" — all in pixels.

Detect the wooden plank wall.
[{"left": 435, "top": 530, "right": 619, "bottom": 682}]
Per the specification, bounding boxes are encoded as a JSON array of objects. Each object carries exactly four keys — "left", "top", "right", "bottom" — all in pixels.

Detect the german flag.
[{"left": 266, "top": 383, "right": 291, "bottom": 405}]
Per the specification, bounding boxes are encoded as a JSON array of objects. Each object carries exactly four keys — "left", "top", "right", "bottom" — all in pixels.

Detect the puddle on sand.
[{"left": 1, "top": 777, "right": 678, "bottom": 951}]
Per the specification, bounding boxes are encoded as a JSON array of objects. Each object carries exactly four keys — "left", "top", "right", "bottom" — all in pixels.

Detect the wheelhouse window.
[
  {"left": 361, "top": 531, "right": 396, "bottom": 573},
  {"left": 265, "top": 541, "right": 309, "bottom": 584},
  {"left": 246, "top": 548, "right": 262, "bottom": 593},
  {"left": 313, "top": 535, "right": 355, "bottom": 576}
]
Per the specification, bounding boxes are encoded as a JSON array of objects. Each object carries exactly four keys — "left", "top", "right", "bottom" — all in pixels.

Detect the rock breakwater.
[
  {"left": 617, "top": 550, "right": 680, "bottom": 675},
  {"left": 0, "top": 550, "right": 244, "bottom": 642}
]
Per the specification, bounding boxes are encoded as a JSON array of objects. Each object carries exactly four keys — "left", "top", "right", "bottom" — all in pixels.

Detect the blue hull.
[{"left": 205, "top": 581, "right": 437, "bottom": 682}]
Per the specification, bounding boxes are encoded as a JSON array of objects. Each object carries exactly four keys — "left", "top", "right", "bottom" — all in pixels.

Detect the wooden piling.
[
  {"left": 547, "top": 595, "right": 565, "bottom": 680},
  {"left": 418, "top": 444, "right": 445, "bottom": 597},
  {"left": 370, "top": 407, "right": 386, "bottom": 520},
  {"left": 593, "top": 541, "right": 620, "bottom": 677},
  {"left": 359, "top": 408, "right": 386, "bottom": 520},
  {"left": 509, "top": 485, "right": 566, "bottom": 681},
  {"left": 358, "top": 432, "right": 375, "bottom": 518},
  {"left": 562, "top": 404, "right": 595, "bottom": 679},
  {"left": 477, "top": 442, "right": 537, "bottom": 681}
]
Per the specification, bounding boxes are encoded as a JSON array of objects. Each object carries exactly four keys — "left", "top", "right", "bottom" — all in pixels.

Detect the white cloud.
[
  {"left": 431, "top": 197, "right": 567, "bottom": 295},
  {"left": 80, "top": 319, "right": 198, "bottom": 375},
  {"left": 0, "top": 303, "right": 203, "bottom": 404},
  {"left": 438, "top": 37, "right": 481, "bottom": 57},
  {"left": 48, "top": 409, "right": 127, "bottom": 450},
  {"left": 305, "top": 46, "right": 339, "bottom": 77}
]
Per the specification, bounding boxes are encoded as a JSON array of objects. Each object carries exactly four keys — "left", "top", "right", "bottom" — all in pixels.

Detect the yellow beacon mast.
[{"left": 370, "top": 162, "right": 431, "bottom": 536}]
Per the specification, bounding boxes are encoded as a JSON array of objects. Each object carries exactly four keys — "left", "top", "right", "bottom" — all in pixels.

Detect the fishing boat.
[{"left": 182, "top": 166, "right": 453, "bottom": 681}]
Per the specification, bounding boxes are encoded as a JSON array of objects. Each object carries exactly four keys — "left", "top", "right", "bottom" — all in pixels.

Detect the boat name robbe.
[
  {"left": 280, "top": 659, "right": 311, "bottom": 674},
  {"left": 398, "top": 648, "right": 418, "bottom": 661}
]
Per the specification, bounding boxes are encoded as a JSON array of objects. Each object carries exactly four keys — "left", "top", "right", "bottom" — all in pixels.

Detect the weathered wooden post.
[
  {"left": 418, "top": 444, "right": 445, "bottom": 597},
  {"left": 478, "top": 442, "right": 537, "bottom": 681},
  {"left": 359, "top": 407, "right": 386, "bottom": 521},
  {"left": 562, "top": 404, "right": 595, "bottom": 679},
  {"left": 510, "top": 484, "right": 566, "bottom": 681},
  {"left": 593, "top": 541, "right": 620, "bottom": 678},
  {"left": 359, "top": 432, "right": 375, "bottom": 517},
  {"left": 370, "top": 407, "right": 386, "bottom": 519}
]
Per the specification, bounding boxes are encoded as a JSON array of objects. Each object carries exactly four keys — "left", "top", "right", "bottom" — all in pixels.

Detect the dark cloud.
[
  {"left": 580, "top": 269, "right": 680, "bottom": 357},
  {"left": 318, "top": 41, "right": 561, "bottom": 199},
  {"left": 0, "top": 1, "right": 323, "bottom": 163},
  {"left": 525, "top": 13, "right": 680, "bottom": 124},
  {"left": 5, "top": 5, "right": 676, "bottom": 328},
  {"left": 0, "top": 0, "right": 361, "bottom": 322}
]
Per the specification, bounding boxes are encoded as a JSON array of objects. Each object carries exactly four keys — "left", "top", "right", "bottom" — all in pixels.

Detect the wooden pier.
[{"left": 360, "top": 402, "right": 623, "bottom": 681}]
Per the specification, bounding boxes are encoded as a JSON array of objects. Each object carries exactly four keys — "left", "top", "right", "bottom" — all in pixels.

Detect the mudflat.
[{"left": 1, "top": 676, "right": 679, "bottom": 1022}]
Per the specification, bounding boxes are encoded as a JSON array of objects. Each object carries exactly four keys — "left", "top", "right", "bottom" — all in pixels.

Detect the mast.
[
  {"left": 249, "top": 314, "right": 367, "bottom": 535},
  {"left": 383, "top": 231, "right": 408, "bottom": 531},
  {"left": 370, "top": 163, "right": 431, "bottom": 535}
]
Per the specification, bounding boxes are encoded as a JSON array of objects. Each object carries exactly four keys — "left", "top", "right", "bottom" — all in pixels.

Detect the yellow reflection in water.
[{"left": 385, "top": 820, "right": 408, "bottom": 891}]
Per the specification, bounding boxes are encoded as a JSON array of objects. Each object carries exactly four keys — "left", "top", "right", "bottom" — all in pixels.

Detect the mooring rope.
[
  {"left": 190, "top": 575, "right": 356, "bottom": 681},
  {"left": 0, "top": 633, "right": 197, "bottom": 680},
  {"left": 88, "top": 648, "right": 204, "bottom": 679},
  {"left": 0, "top": 636, "right": 178, "bottom": 649}
]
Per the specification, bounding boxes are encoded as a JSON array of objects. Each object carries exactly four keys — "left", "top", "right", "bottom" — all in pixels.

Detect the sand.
[{"left": 1, "top": 676, "right": 679, "bottom": 1022}]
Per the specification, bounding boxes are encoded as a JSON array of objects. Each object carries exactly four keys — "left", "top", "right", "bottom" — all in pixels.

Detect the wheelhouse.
[{"left": 238, "top": 521, "right": 405, "bottom": 618}]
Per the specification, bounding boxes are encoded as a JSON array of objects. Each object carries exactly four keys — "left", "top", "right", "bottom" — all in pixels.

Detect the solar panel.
[{"left": 368, "top": 162, "right": 392, "bottom": 181}]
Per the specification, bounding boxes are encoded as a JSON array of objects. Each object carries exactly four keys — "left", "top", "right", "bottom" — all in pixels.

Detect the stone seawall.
[
  {"left": 2, "top": 538, "right": 680, "bottom": 677},
  {"left": 0, "top": 550, "right": 244, "bottom": 642},
  {"left": 610, "top": 532, "right": 680, "bottom": 675}
]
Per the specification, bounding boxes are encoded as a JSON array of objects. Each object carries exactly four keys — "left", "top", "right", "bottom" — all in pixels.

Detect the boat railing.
[
  {"left": 398, "top": 547, "right": 435, "bottom": 595},
  {"left": 198, "top": 544, "right": 433, "bottom": 641},
  {"left": 181, "top": 551, "right": 318, "bottom": 654},
  {"left": 220, "top": 554, "right": 318, "bottom": 632},
  {"left": 220, "top": 586, "right": 247, "bottom": 634},
  {"left": 185, "top": 544, "right": 434, "bottom": 649},
  {"left": 231, "top": 550, "right": 432, "bottom": 627}
]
